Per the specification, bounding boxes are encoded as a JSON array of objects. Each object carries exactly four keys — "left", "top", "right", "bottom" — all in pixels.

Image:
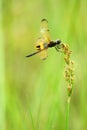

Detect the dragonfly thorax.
[{"left": 48, "top": 39, "right": 61, "bottom": 48}]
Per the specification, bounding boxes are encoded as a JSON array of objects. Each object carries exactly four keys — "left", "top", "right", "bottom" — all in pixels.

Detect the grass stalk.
[
  {"left": 59, "top": 43, "right": 74, "bottom": 130},
  {"left": 65, "top": 97, "right": 71, "bottom": 130}
]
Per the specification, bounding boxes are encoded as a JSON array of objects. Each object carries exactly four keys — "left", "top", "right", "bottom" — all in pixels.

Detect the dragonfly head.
[{"left": 56, "top": 39, "right": 61, "bottom": 45}]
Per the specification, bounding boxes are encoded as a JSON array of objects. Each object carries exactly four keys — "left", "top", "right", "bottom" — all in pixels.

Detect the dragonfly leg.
[
  {"left": 55, "top": 46, "right": 60, "bottom": 52},
  {"left": 55, "top": 44, "right": 63, "bottom": 52}
]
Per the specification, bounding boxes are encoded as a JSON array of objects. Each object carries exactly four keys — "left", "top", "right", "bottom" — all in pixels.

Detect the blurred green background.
[{"left": 0, "top": 0, "right": 87, "bottom": 130}]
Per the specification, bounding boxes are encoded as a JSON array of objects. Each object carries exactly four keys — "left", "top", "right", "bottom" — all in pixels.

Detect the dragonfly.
[{"left": 26, "top": 19, "right": 62, "bottom": 60}]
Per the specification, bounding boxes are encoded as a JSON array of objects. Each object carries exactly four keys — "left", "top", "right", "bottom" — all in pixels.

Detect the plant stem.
[{"left": 65, "top": 97, "right": 71, "bottom": 130}]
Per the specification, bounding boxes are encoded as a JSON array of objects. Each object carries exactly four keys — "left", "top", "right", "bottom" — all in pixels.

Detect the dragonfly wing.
[
  {"left": 34, "top": 19, "right": 50, "bottom": 60},
  {"left": 35, "top": 38, "right": 44, "bottom": 50},
  {"left": 40, "top": 19, "right": 51, "bottom": 43},
  {"left": 39, "top": 49, "right": 48, "bottom": 60}
]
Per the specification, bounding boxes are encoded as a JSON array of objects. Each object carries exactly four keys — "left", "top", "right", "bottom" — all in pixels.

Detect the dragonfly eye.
[{"left": 56, "top": 40, "right": 61, "bottom": 44}]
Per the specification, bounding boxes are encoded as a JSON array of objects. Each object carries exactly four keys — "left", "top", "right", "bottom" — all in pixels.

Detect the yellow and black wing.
[
  {"left": 35, "top": 38, "right": 48, "bottom": 60},
  {"left": 35, "top": 19, "right": 51, "bottom": 60},
  {"left": 26, "top": 19, "right": 51, "bottom": 59},
  {"left": 40, "top": 19, "right": 51, "bottom": 43}
]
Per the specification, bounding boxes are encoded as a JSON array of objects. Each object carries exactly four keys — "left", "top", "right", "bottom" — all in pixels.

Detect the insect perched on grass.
[{"left": 26, "top": 19, "right": 61, "bottom": 60}]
